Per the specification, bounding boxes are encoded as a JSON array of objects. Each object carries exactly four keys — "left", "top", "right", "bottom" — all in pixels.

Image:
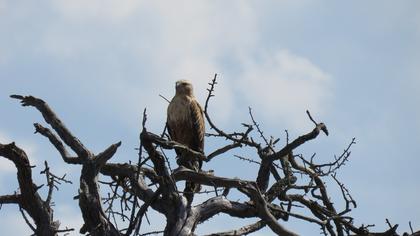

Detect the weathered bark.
[
  {"left": 3, "top": 89, "right": 418, "bottom": 236},
  {"left": 78, "top": 145, "right": 121, "bottom": 236},
  {"left": 12, "top": 95, "right": 121, "bottom": 236},
  {"left": 0, "top": 142, "right": 59, "bottom": 236},
  {"left": 141, "top": 130, "right": 188, "bottom": 236}
]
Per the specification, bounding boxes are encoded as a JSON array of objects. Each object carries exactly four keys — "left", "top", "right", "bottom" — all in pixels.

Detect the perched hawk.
[{"left": 167, "top": 80, "right": 205, "bottom": 203}]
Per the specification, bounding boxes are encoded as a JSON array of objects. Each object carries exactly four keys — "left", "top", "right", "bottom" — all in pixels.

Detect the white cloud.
[
  {"left": 0, "top": 131, "right": 38, "bottom": 172},
  {"left": 51, "top": 0, "right": 142, "bottom": 23},
  {"left": 0, "top": 1, "right": 334, "bottom": 138},
  {"left": 139, "top": 3, "right": 332, "bottom": 130},
  {"left": 0, "top": 131, "right": 14, "bottom": 172},
  {"left": 236, "top": 50, "right": 332, "bottom": 130},
  {"left": 32, "top": 1, "right": 333, "bottom": 136},
  {"left": 41, "top": 29, "right": 90, "bottom": 59},
  {"left": 2, "top": 0, "right": 332, "bottom": 133},
  {"left": 36, "top": 1, "right": 259, "bottom": 128},
  {"left": 40, "top": 1, "right": 258, "bottom": 65}
]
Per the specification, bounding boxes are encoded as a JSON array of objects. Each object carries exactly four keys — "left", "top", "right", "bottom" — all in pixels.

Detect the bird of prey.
[{"left": 167, "top": 80, "right": 205, "bottom": 204}]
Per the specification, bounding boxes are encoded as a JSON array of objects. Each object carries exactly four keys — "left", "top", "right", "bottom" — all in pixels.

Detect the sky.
[{"left": 0, "top": 1, "right": 419, "bottom": 235}]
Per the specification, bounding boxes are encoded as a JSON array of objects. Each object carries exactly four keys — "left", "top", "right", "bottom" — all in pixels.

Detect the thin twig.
[
  {"left": 234, "top": 155, "right": 261, "bottom": 165},
  {"left": 409, "top": 221, "right": 414, "bottom": 234},
  {"left": 19, "top": 206, "right": 36, "bottom": 233},
  {"left": 159, "top": 94, "right": 170, "bottom": 103}
]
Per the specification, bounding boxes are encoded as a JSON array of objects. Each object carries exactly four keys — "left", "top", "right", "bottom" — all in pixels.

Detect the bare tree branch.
[
  {"left": 4, "top": 89, "right": 418, "bottom": 236},
  {"left": 12, "top": 94, "right": 121, "bottom": 236},
  {"left": 34, "top": 123, "right": 81, "bottom": 164},
  {"left": 206, "top": 142, "right": 242, "bottom": 161},
  {"left": 11, "top": 95, "right": 91, "bottom": 159},
  {"left": 0, "top": 193, "right": 20, "bottom": 205},
  {"left": 268, "top": 122, "right": 328, "bottom": 162},
  {"left": 0, "top": 142, "right": 59, "bottom": 236}
]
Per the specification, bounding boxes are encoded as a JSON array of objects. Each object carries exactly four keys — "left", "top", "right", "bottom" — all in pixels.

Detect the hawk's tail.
[
  {"left": 177, "top": 152, "right": 202, "bottom": 205},
  {"left": 184, "top": 181, "right": 201, "bottom": 205}
]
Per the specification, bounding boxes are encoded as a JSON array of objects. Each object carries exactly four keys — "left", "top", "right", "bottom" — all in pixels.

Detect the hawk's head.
[{"left": 175, "top": 80, "right": 194, "bottom": 96}]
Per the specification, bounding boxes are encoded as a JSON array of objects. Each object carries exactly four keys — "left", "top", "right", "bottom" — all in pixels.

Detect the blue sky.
[{"left": 0, "top": 1, "right": 419, "bottom": 235}]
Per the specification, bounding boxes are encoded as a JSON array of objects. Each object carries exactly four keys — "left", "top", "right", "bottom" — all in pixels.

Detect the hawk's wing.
[
  {"left": 166, "top": 106, "right": 181, "bottom": 157},
  {"left": 189, "top": 99, "right": 205, "bottom": 153}
]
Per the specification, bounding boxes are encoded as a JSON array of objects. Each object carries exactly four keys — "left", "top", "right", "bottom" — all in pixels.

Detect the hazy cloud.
[
  {"left": 0, "top": 131, "right": 38, "bottom": 173},
  {"left": 28, "top": 1, "right": 260, "bottom": 128},
  {"left": 2, "top": 1, "right": 330, "bottom": 131},
  {"left": 237, "top": 50, "right": 332, "bottom": 130},
  {"left": 51, "top": 0, "right": 142, "bottom": 23}
]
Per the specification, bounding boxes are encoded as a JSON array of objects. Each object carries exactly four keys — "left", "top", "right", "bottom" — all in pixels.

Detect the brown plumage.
[{"left": 167, "top": 80, "right": 205, "bottom": 204}]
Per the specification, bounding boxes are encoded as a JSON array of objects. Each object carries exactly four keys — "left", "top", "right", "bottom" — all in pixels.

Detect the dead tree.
[{"left": 0, "top": 75, "right": 418, "bottom": 236}]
